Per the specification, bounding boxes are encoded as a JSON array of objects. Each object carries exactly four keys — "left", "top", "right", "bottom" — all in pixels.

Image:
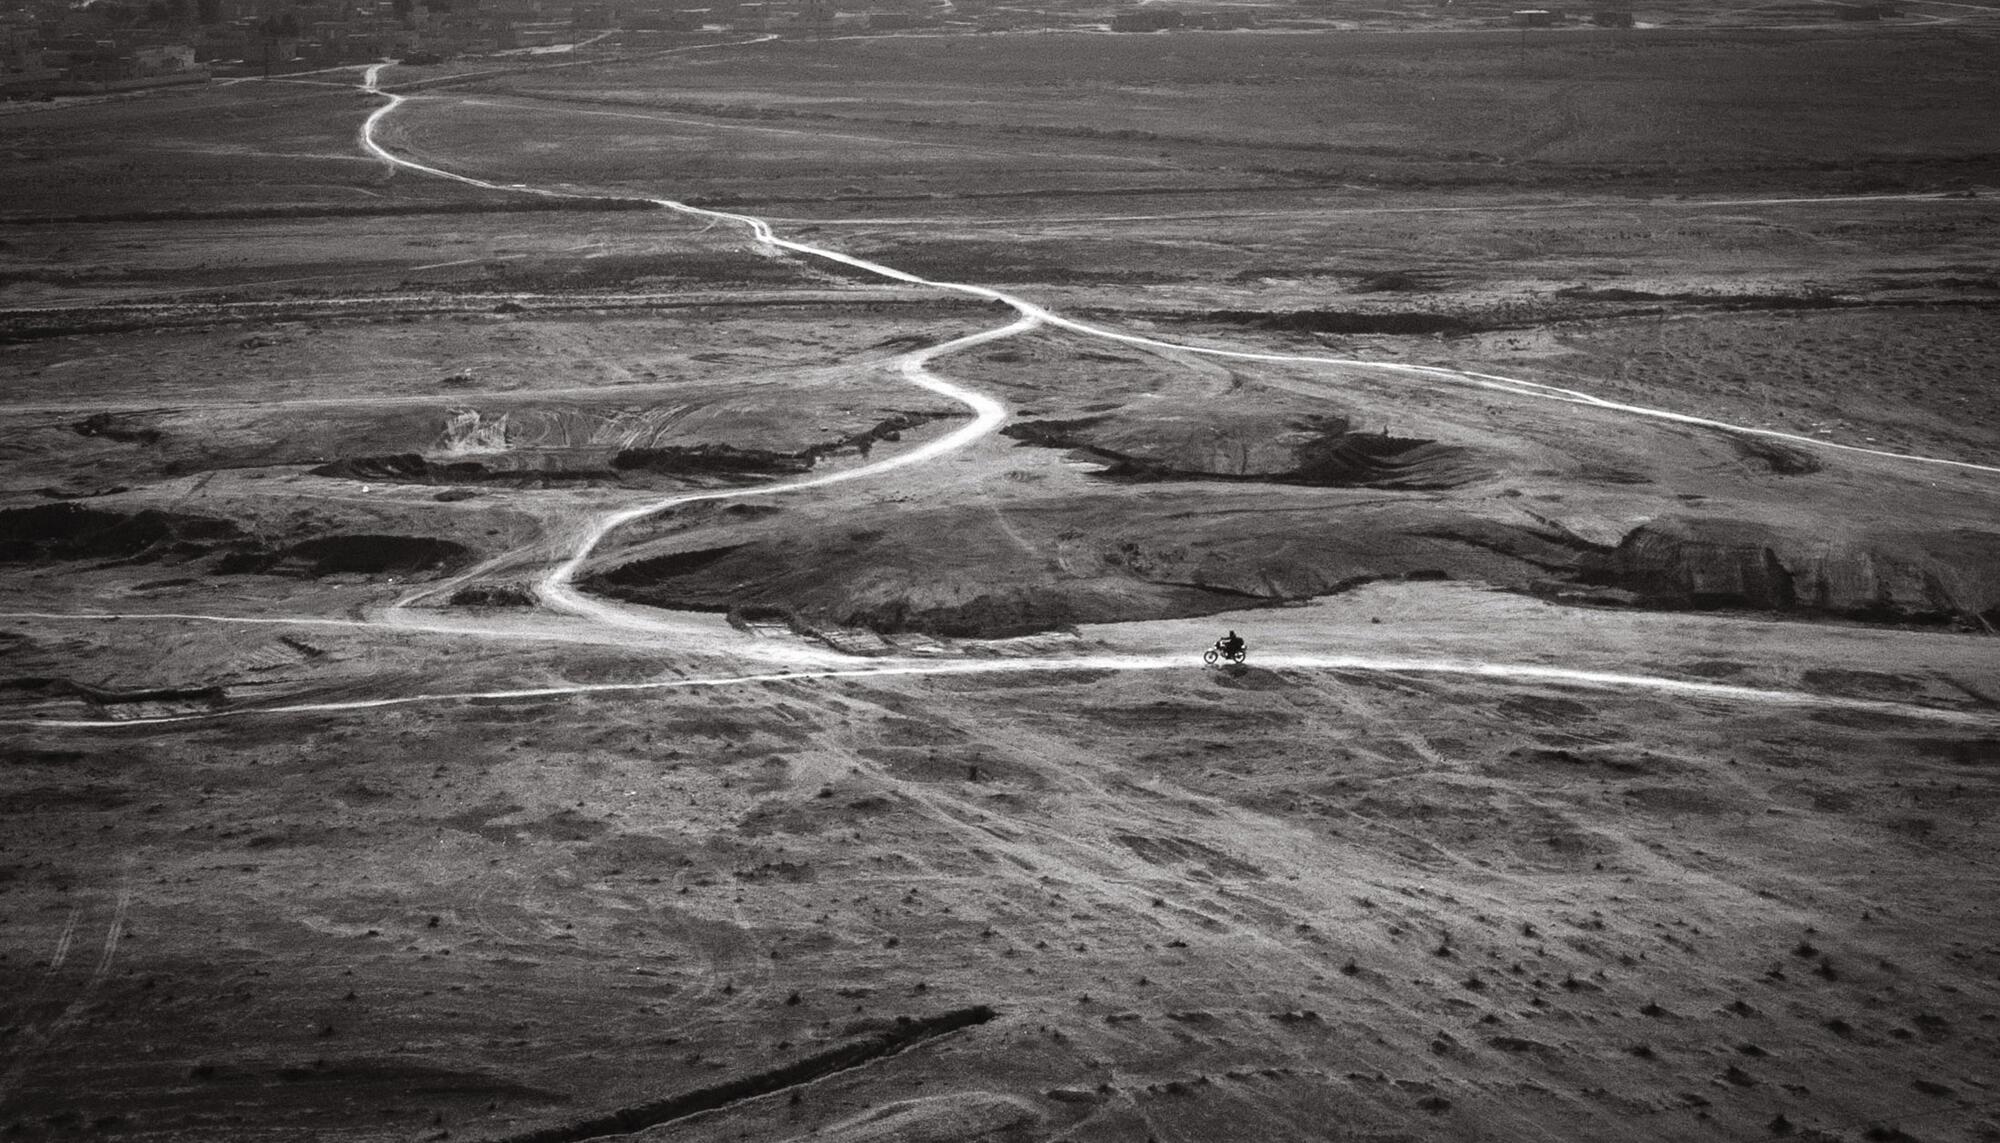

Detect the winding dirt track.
[
  {"left": 7, "top": 55, "right": 1997, "bottom": 731},
  {"left": 15, "top": 650, "right": 2000, "bottom": 729}
]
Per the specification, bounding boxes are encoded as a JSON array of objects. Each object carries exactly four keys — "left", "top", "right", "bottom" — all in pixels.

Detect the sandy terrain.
[{"left": 2, "top": 16, "right": 1998, "bottom": 1143}]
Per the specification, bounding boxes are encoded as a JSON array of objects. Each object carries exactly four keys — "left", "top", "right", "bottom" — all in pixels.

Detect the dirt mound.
[
  {"left": 1729, "top": 434, "right": 1823, "bottom": 476},
  {"left": 1587, "top": 515, "right": 2000, "bottom": 627},
  {"left": 73, "top": 412, "right": 163, "bottom": 446},
  {"left": 0, "top": 504, "right": 244, "bottom": 564},
  {"left": 1004, "top": 410, "right": 1486, "bottom": 490},
  {"left": 449, "top": 583, "right": 538, "bottom": 607}
]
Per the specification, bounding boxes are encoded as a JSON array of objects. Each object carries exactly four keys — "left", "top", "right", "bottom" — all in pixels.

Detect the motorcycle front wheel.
[{"left": 1202, "top": 649, "right": 1220, "bottom": 666}]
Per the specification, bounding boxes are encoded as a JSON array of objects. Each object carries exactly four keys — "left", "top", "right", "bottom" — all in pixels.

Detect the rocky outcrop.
[{"left": 1588, "top": 515, "right": 2000, "bottom": 627}]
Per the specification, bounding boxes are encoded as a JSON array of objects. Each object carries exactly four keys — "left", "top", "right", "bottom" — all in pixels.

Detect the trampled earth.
[{"left": 2, "top": 15, "right": 1998, "bottom": 1143}]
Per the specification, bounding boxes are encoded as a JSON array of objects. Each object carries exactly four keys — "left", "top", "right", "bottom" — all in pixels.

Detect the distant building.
[
  {"left": 132, "top": 43, "right": 196, "bottom": 73},
  {"left": 1511, "top": 7, "right": 1559, "bottom": 24}
]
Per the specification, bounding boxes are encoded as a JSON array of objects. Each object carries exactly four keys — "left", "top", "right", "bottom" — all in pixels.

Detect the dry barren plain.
[{"left": 3, "top": 17, "right": 2000, "bottom": 1143}]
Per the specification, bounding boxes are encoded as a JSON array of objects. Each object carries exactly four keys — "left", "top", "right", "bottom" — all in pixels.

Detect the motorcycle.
[{"left": 1203, "top": 642, "right": 1246, "bottom": 666}]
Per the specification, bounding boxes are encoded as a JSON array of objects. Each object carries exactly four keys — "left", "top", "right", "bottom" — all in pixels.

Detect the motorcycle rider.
[{"left": 1217, "top": 629, "right": 1246, "bottom": 660}]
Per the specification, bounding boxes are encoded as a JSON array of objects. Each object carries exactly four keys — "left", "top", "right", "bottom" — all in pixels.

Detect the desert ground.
[{"left": 2, "top": 12, "right": 1999, "bottom": 1143}]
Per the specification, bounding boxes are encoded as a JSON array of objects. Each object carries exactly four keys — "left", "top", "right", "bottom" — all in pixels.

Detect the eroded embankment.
[
  {"left": 582, "top": 493, "right": 2000, "bottom": 639},
  {"left": 0, "top": 504, "right": 472, "bottom": 581},
  {"left": 1582, "top": 515, "right": 2000, "bottom": 630},
  {"left": 318, "top": 412, "right": 946, "bottom": 488},
  {"left": 31, "top": 400, "right": 952, "bottom": 492},
  {"left": 490, "top": 1005, "right": 997, "bottom": 1143}
]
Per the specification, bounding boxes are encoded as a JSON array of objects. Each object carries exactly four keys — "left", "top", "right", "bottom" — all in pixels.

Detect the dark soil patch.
[
  {"left": 1003, "top": 411, "right": 1486, "bottom": 490},
  {"left": 597, "top": 545, "right": 746, "bottom": 586},
  {"left": 315, "top": 454, "right": 618, "bottom": 486},
  {"left": 1730, "top": 434, "right": 1823, "bottom": 476},
  {"left": 1893, "top": 737, "right": 2000, "bottom": 765},
  {"left": 220, "top": 535, "right": 472, "bottom": 578},
  {"left": 0, "top": 504, "right": 245, "bottom": 565},
  {"left": 73, "top": 412, "right": 164, "bottom": 446},
  {"left": 612, "top": 445, "right": 813, "bottom": 479},
  {"left": 449, "top": 583, "right": 538, "bottom": 607}
]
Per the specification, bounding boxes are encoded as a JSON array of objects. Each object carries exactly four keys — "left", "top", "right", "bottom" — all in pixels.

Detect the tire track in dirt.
[
  {"left": 46, "top": 904, "right": 82, "bottom": 975},
  {"left": 0, "top": 875, "right": 132, "bottom": 1104},
  {"left": 841, "top": 711, "right": 1645, "bottom": 1143},
  {"left": 0, "top": 904, "right": 85, "bottom": 1063},
  {"left": 10, "top": 653, "right": 1994, "bottom": 730}
]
